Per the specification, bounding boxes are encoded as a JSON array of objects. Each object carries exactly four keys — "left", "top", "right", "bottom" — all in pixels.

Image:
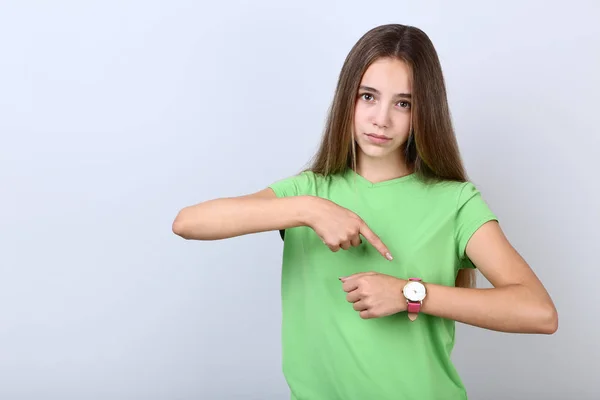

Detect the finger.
[
  {"left": 327, "top": 243, "right": 341, "bottom": 252},
  {"left": 341, "top": 273, "right": 375, "bottom": 291},
  {"left": 353, "top": 300, "right": 368, "bottom": 311},
  {"left": 340, "top": 240, "right": 351, "bottom": 250},
  {"left": 350, "top": 235, "right": 361, "bottom": 247},
  {"left": 346, "top": 290, "right": 361, "bottom": 303},
  {"left": 321, "top": 238, "right": 339, "bottom": 252},
  {"left": 340, "top": 278, "right": 360, "bottom": 292},
  {"left": 359, "top": 310, "right": 373, "bottom": 319},
  {"left": 359, "top": 222, "right": 393, "bottom": 261},
  {"left": 340, "top": 272, "right": 374, "bottom": 282}
]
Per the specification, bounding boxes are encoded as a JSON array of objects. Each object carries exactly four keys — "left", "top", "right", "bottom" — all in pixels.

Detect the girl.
[{"left": 173, "top": 24, "right": 558, "bottom": 400}]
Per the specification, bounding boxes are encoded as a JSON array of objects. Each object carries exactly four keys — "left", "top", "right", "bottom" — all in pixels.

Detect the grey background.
[{"left": 1, "top": 1, "right": 598, "bottom": 399}]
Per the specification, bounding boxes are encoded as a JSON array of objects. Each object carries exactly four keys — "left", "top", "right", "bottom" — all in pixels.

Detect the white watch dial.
[{"left": 403, "top": 281, "right": 426, "bottom": 301}]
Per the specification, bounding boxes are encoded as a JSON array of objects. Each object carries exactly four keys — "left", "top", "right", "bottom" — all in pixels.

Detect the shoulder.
[
  {"left": 415, "top": 177, "right": 472, "bottom": 205},
  {"left": 411, "top": 178, "right": 494, "bottom": 221},
  {"left": 268, "top": 169, "right": 336, "bottom": 198},
  {"left": 453, "top": 181, "right": 491, "bottom": 212}
]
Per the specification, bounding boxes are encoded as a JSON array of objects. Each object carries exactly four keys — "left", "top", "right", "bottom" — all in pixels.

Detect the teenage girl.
[{"left": 172, "top": 23, "right": 558, "bottom": 400}]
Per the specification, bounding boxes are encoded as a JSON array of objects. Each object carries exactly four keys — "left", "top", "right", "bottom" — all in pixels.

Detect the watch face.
[{"left": 403, "top": 281, "right": 426, "bottom": 301}]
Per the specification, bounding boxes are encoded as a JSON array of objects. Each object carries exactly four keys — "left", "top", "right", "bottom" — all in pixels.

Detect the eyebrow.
[{"left": 359, "top": 85, "right": 412, "bottom": 99}]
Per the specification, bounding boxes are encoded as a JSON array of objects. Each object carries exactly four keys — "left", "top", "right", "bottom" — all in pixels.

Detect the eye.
[
  {"left": 398, "top": 101, "right": 411, "bottom": 109},
  {"left": 360, "top": 93, "right": 374, "bottom": 102}
]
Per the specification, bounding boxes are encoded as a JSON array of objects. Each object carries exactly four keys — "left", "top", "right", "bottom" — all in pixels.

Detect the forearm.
[
  {"left": 172, "top": 195, "right": 313, "bottom": 240},
  {"left": 418, "top": 282, "right": 558, "bottom": 334}
]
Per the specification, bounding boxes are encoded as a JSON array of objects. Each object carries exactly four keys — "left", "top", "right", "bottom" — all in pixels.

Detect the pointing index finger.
[{"left": 359, "top": 222, "right": 393, "bottom": 261}]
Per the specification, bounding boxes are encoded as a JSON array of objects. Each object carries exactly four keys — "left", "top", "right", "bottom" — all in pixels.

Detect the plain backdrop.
[{"left": 1, "top": 1, "right": 599, "bottom": 399}]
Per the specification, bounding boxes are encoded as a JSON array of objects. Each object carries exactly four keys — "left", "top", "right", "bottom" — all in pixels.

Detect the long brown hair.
[{"left": 305, "top": 24, "right": 476, "bottom": 289}]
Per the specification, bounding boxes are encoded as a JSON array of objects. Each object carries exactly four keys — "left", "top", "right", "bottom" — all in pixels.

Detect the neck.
[{"left": 355, "top": 149, "right": 413, "bottom": 184}]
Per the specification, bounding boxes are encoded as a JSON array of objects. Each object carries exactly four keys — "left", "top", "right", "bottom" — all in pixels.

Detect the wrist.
[
  {"left": 297, "top": 195, "right": 321, "bottom": 228},
  {"left": 395, "top": 278, "right": 409, "bottom": 313},
  {"left": 401, "top": 278, "right": 427, "bottom": 320}
]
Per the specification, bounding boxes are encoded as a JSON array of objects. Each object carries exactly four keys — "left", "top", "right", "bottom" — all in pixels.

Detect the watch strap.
[
  {"left": 407, "top": 302, "right": 421, "bottom": 313},
  {"left": 407, "top": 278, "right": 423, "bottom": 322}
]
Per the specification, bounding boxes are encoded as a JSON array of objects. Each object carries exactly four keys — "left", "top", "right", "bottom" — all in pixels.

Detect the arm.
[
  {"left": 418, "top": 221, "right": 558, "bottom": 334},
  {"left": 342, "top": 221, "right": 558, "bottom": 334},
  {"left": 172, "top": 187, "right": 393, "bottom": 259},
  {"left": 172, "top": 188, "right": 312, "bottom": 240}
]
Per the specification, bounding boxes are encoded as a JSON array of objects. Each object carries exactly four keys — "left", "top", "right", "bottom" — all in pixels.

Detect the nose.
[{"left": 371, "top": 103, "right": 391, "bottom": 129}]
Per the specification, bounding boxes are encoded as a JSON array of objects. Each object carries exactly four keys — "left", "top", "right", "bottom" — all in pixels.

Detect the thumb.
[{"left": 339, "top": 272, "right": 372, "bottom": 282}]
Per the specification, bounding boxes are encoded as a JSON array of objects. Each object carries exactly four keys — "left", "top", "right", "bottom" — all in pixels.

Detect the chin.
[
  {"left": 358, "top": 146, "right": 388, "bottom": 159},
  {"left": 356, "top": 139, "right": 399, "bottom": 159}
]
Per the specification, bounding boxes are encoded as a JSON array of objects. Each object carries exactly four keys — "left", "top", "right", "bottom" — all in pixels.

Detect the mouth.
[
  {"left": 365, "top": 133, "right": 391, "bottom": 139},
  {"left": 364, "top": 132, "right": 392, "bottom": 144}
]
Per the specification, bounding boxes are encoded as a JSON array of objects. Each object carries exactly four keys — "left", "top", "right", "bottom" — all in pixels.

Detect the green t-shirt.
[{"left": 269, "top": 168, "right": 497, "bottom": 400}]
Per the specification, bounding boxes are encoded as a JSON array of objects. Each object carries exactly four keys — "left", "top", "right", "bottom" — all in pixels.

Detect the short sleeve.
[
  {"left": 268, "top": 171, "right": 316, "bottom": 241},
  {"left": 455, "top": 182, "right": 498, "bottom": 269},
  {"left": 268, "top": 170, "right": 315, "bottom": 198}
]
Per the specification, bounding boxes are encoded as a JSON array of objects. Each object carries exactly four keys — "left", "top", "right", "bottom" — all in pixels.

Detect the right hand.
[{"left": 305, "top": 197, "right": 393, "bottom": 261}]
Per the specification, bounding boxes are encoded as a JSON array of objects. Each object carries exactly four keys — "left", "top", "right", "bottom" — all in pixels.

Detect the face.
[{"left": 353, "top": 57, "right": 413, "bottom": 160}]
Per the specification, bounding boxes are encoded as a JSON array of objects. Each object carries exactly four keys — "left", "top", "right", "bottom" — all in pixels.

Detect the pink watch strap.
[
  {"left": 407, "top": 302, "right": 421, "bottom": 313},
  {"left": 407, "top": 278, "right": 423, "bottom": 321}
]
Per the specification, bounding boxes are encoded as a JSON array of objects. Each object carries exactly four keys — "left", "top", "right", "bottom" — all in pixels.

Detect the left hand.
[{"left": 340, "top": 272, "right": 408, "bottom": 319}]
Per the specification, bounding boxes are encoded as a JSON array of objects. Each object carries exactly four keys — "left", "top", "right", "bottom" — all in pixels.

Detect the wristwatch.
[{"left": 402, "top": 278, "right": 427, "bottom": 321}]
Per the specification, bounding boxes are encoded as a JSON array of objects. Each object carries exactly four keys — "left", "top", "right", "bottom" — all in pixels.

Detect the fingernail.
[
  {"left": 339, "top": 276, "right": 347, "bottom": 281},
  {"left": 386, "top": 252, "right": 393, "bottom": 261}
]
